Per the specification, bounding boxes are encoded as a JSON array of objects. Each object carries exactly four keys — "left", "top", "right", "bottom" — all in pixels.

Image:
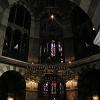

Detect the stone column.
[
  {"left": 0, "top": 8, "right": 10, "bottom": 55},
  {"left": 0, "top": 6, "right": 3, "bottom": 23},
  {"left": 63, "top": 19, "right": 74, "bottom": 63},
  {"left": 28, "top": 17, "right": 40, "bottom": 63}
]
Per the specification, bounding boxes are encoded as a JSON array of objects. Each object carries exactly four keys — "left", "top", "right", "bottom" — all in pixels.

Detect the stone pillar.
[
  {"left": 28, "top": 17, "right": 40, "bottom": 63},
  {"left": 0, "top": 8, "right": 10, "bottom": 55},
  {"left": 64, "top": 38, "right": 74, "bottom": 62},
  {"left": 0, "top": 6, "right": 3, "bottom": 23},
  {"left": 63, "top": 18, "right": 74, "bottom": 62}
]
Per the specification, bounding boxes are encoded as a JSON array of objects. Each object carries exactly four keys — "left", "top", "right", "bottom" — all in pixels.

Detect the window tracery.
[{"left": 2, "top": 4, "right": 31, "bottom": 61}]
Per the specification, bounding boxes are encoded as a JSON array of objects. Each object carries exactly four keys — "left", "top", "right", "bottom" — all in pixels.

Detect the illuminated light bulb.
[
  {"left": 68, "top": 60, "right": 72, "bottom": 64},
  {"left": 31, "top": 62, "right": 34, "bottom": 64},
  {"left": 51, "top": 14, "right": 54, "bottom": 19},
  {"left": 93, "top": 27, "right": 95, "bottom": 30}
]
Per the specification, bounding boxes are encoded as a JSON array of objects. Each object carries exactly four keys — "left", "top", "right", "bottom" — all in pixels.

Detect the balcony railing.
[{"left": 0, "top": 54, "right": 100, "bottom": 71}]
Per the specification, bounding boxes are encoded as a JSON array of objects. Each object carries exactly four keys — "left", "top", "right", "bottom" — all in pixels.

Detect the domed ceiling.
[
  {"left": 24, "top": 0, "right": 100, "bottom": 31},
  {"left": 24, "top": 0, "right": 100, "bottom": 61},
  {"left": 1, "top": 0, "right": 100, "bottom": 62}
]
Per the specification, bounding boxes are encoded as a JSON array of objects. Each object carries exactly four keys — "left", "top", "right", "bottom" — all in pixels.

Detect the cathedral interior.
[{"left": 0, "top": 0, "right": 100, "bottom": 100}]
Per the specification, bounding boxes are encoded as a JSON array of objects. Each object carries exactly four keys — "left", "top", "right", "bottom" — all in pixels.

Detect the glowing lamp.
[
  {"left": 51, "top": 14, "right": 54, "bottom": 19},
  {"left": 93, "top": 95, "right": 99, "bottom": 100},
  {"left": 7, "top": 96, "right": 14, "bottom": 100}
]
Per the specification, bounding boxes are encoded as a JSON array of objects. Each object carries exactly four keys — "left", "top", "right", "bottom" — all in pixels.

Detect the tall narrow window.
[
  {"left": 51, "top": 40, "right": 56, "bottom": 57},
  {"left": 58, "top": 41, "right": 62, "bottom": 52},
  {"left": 51, "top": 81, "right": 57, "bottom": 94},
  {"left": 40, "top": 39, "right": 64, "bottom": 64},
  {"left": 58, "top": 41, "right": 64, "bottom": 63},
  {"left": 59, "top": 82, "right": 64, "bottom": 94},
  {"left": 43, "top": 82, "right": 49, "bottom": 95}
]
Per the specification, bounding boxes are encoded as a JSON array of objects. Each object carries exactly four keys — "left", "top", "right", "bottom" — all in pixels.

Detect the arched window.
[
  {"left": 2, "top": 4, "right": 31, "bottom": 61},
  {"left": 38, "top": 74, "right": 66, "bottom": 100},
  {"left": 40, "top": 13, "right": 64, "bottom": 64},
  {"left": 8, "top": 4, "right": 31, "bottom": 29},
  {"left": 51, "top": 40, "right": 56, "bottom": 57}
]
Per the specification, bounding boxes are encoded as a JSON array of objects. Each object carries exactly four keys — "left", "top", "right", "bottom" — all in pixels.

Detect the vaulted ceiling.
[
  {"left": 24, "top": 0, "right": 100, "bottom": 32},
  {"left": 0, "top": 0, "right": 100, "bottom": 31},
  {"left": 0, "top": 0, "right": 100, "bottom": 61}
]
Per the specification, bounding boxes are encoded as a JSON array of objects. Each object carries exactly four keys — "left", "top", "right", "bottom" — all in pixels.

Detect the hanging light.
[
  {"left": 68, "top": 60, "right": 72, "bottom": 64},
  {"left": 93, "top": 27, "right": 95, "bottom": 31},
  {"left": 51, "top": 14, "right": 54, "bottom": 19}
]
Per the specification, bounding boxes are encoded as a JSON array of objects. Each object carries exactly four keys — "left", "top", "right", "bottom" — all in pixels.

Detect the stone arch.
[
  {"left": 0, "top": 70, "right": 26, "bottom": 100},
  {"left": 8, "top": 0, "right": 19, "bottom": 6},
  {"left": 0, "top": 63, "right": 26, "bottom": 77},
  {"left": 78, "top": 69, "right": 100, "bottom": 100}
]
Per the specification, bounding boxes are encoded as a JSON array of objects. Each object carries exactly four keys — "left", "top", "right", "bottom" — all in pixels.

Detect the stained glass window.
[
  {"left": 40, "top": 40, "right": 64, "bottom": 64},
  {"left": 51, "top": 81, "right": 57, "bottom": 94},
  {"left": 58, "top": 41, "right": 62, "bottom": 52},
  {"left": 38, "top": 74, "right": 66, "bottom": 100},
  {"left": 43, "top": 82, "right": 49, "bottom": 95},
  {"left": 51, "top": 40, "right": 56, "bottom": 57},
  {"left": 2, "top": 4, "right": 31, "bottom": 61},
  {"left": 59, "top": 83, "right": 64, "bottom": 94}
]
